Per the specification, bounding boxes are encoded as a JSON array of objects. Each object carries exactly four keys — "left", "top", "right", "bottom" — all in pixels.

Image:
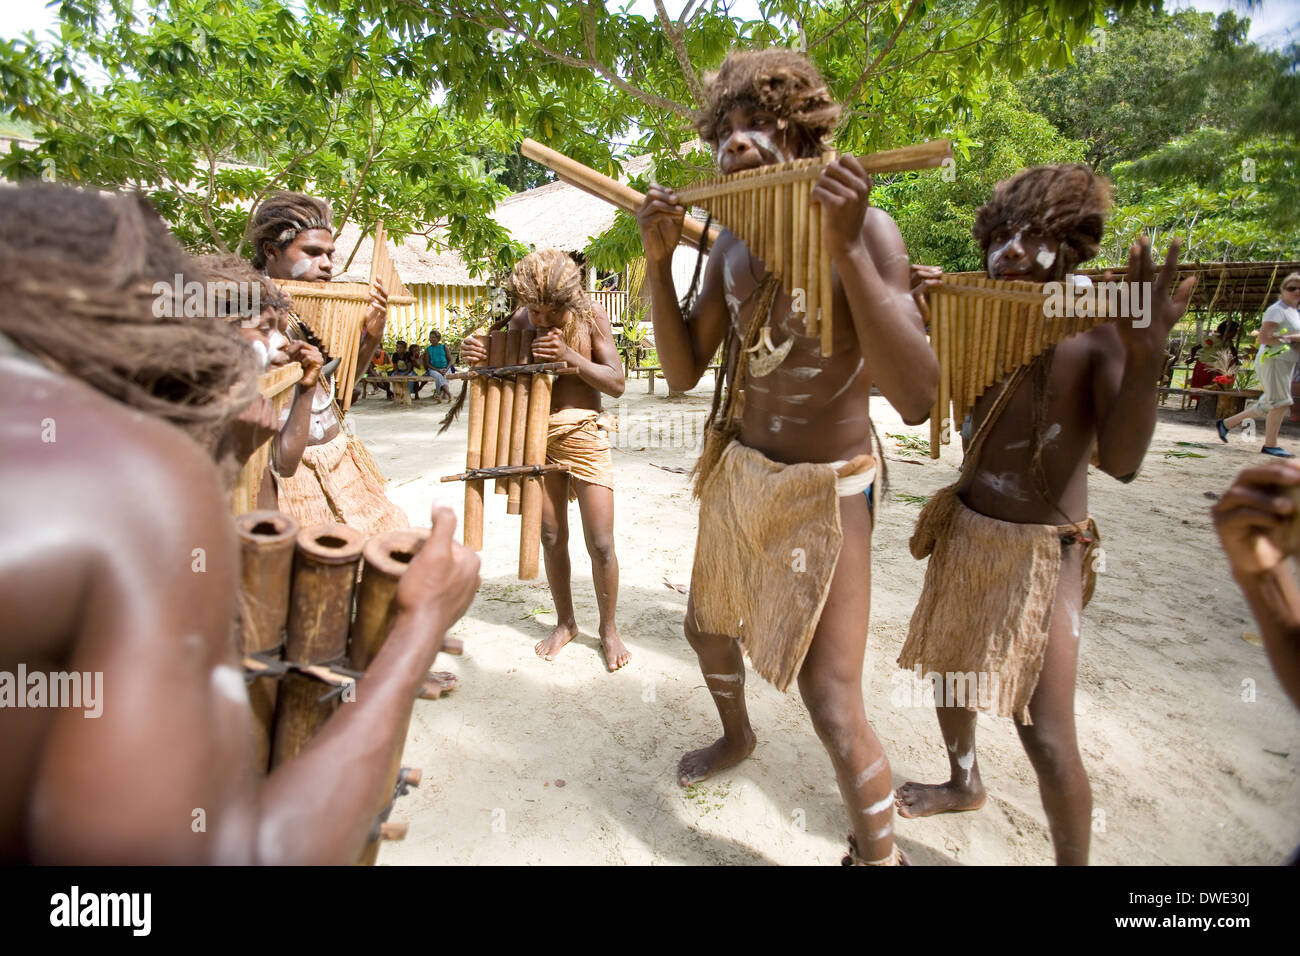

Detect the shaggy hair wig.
[
  {"left": 972, "top": 165, "right": 1113, "bottom": 278},
  {"left": 694, "top": 48, "right": 841, "bottom": 158},
  {"left": 246, "top": 191, "right": 333, "bottom": 272},
  {"left": 509, "top": 248, "right": 596, "bottom": 352}
]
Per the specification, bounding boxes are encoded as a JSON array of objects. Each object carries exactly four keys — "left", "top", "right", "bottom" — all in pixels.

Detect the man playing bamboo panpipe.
[
  {"left": 638, "top": 49, "right": 938, "bottom": 866},
  {"left": 247, "top": 192, "right": 409, "bottom": 534},
  {"left": 896, "top": 165, "right": 1196, "bottom": 865},
  {"left": 0, "top": 183, "right": 481, "bottom": 863},
  {"left": 197, "top": 254, "right": 325, "bottom": 510},
  {"left": 460, "top": 248, "right": 631, "bottom": 671}
]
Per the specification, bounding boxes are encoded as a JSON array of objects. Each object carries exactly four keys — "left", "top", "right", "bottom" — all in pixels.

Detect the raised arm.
[
  {"left": 24, "top": 414, "right": 478, "bottom": 864},
  {"left": 813, "top": 157, "right": 937, "bottom": 425},
  {"left": 637, "top": 185, "right": 732, "bottom": 392},
  {"left": 1093, "top": 236, "right": 1196, "bottom": 482}
]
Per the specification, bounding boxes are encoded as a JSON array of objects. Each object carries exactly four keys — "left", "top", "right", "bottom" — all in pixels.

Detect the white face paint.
[
  {"left": 720, "top": 128, "right": 784, "bottom": 167},
  {"left": 212, "top": 665, "right": 249, "bottom": 706},
  {"left": 987, "top": 229, "right": 1024, "bottom": 276},
  {"left": 1035, "top": 246, "right": 1057, "bottom": 271},
  {"left": 289, "top": 257, "right": 313, "bottom": 278}
]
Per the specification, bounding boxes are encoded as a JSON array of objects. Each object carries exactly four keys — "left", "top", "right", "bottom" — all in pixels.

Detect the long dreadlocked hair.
[
  {"left": 973, "top": 165, "right": 1113, "bottom": 513},
  {"left": 0, "top": 183, "right": 259, "bottom": 465},
  {"left": 509, "top": 248, "right": 598, "bottom": 352},
  {"left": 192, "top": 253, "right": 293, "bottom": 328},
  {"left": 246, "top": 191, "right": 333, "bottom": 272}
]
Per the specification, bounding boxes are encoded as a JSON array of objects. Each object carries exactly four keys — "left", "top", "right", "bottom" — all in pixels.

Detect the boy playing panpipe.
[
  {"left": 461, "top": 249, "right": 630, "bottom": 671},
  {"left": 896, "top": 165, "right": 1195, "bottom": 864},
  {"left": 638, "top": 48, "right": 937, "bottom": 865},
  {"left": 0, "top": 183, "right": 480, "bottom": 863}
]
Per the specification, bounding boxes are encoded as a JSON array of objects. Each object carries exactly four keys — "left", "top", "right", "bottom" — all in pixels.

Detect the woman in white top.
[{"left": 1219, "top": 273, "right": 1300, "bottom": 457}]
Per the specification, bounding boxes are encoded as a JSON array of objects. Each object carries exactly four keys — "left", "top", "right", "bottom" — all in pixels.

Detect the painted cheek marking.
[
  {"left": 289, "top": 258, "right": 312, "bottom": 278},
  {"left": 1035, "top": 246, "right": 1057, "bottom": 271}
]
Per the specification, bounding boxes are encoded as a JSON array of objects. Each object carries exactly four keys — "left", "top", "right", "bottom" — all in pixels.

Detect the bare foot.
[
  {"left": 419, "top": 671, "right": 458, "bottom": 700},
  {"left": 895, "top": 779, "right": 986, "bottom": 818},
  {"left": 535, "top": 620, "right": 578, "bottom": 661},
  {"left": 599, "top": 628, "right": 631, "bottom": 671},
  {"left": 677, "top": 731, "right": 756, "bottom": 786}
]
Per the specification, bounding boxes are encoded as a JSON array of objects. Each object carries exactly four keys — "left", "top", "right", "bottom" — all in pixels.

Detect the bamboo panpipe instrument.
[
  {"left": 350, "top": 529, "right": 431, "bottom": 867},
  {"left": 269, "top": 523, "right": 366, "bottom": 769},
  {"left": 507, "top": 329, "right": 536, "bottom": 514},
  {"left": 518, "top": 371, "right": 554, "bottom": 580},
  {"left": 446, "top": 360, "right": 574, "bottom": 380},
  {"left": 925, "top": 273, "right": 1121, "bottom": 459},
  {"left": 450, "top": 332, "right": 558, "bottom": 579},
  {"left": 494, "top": 330, "right": 522, "bottom": 496},
  {"left": 276, "top": 222, "right": 415, "bottom": 413},
  {"left": 235, "top": 510, "right": 299, "bottom": 771},
  {"left": 231, "top": 362, "right": 303, "bottom": 515},
  {"left": 672, "top": 140, "right": 953, "bottom": 357},
  {"left": 521, "top": 138, "right": 718, "bottom": 250}
]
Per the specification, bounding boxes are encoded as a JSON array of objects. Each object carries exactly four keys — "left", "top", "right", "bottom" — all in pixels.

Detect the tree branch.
[
  {"left": 652, "top": 0, "right": 707, "bottom": 108},
  {"left": 846, "top": 0, "right": 922, "bottom": 104}
]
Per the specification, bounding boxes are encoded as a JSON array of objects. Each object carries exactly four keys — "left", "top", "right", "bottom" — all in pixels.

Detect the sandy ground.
[{"left": 348, "top": 379, "right": 1300, "bottom": 866}]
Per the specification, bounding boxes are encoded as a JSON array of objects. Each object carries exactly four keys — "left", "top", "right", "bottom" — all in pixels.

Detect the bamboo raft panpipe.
[
  {"left": 925, "top": 273, "right": 1122, "bottom": 459},
  {"left": 521, "top": 138, "right": 718, "bottom": 250},
  {"left": 445, "top": 330, "right": 568, "bottom": 579},
  {"left": 275, "top": 220, "right": 416, "bottom": 412},
  {"left": 348, "top": 529, "right": 430, "bottom": 866},
  {"left": 269, "top": 523, "right": 366, "bottom": 769},
  {"left": 230, "top": 361, "right": 303, "bottom": 515},
  {"left": 235, "top": 510, "right": 300, "bottom": 771},
  {"left": 671, "top": 140, "right": 953, "bottom": 357}
]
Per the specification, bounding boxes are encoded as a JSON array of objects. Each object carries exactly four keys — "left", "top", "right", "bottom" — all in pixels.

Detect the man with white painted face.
[
  {"left": 896, "top": 165, "right": 1196, "bottom": 865},
  {"left": 639, "top": 48, "right": 937, "bottom": 865},
  {"left": 246, "top": 193, "right": 408, "bottom": 533}
]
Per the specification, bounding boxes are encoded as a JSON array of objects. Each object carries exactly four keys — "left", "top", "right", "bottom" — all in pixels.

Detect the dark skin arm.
[
  {"left": 10, "top": 376, "right": 479, "bottom": 863},
  {"left": 813, "top": 156, "right": 936, "bottom": 425},
  {"left": 272, "top": 340, "right": 323, "bottom": 477},
  {"left": 1091, "top": 237, "right": 1196, "bottom": 482},
  {"left": 637, "top": 187, "right": 736, "bottom": 392},
  {"left": 1212, "top": 463, "right": 1300, "bottom": 710}
]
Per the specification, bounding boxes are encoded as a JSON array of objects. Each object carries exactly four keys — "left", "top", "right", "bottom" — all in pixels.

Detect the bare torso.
[{"left": 717, "top": 233, "right": 873, "bottom": 464}]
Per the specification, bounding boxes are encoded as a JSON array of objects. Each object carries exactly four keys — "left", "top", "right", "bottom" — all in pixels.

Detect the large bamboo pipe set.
[
  {"left": 521, "top": 138, "right": 952, "bottom": 356},
  {"left": 236, "top": 513, "right": 460, "bottom": 862},
  {"left": 276, "top": 220, "right": 416, "bottom": 412},
  {"left": 230, "top": 361, "right": 303, "bottom": 515},
  {"left": 926, "top": 273, "right": 1120, "bottom": 459},
  {"left": 441, "top": 329, "right": 572, "bottom": 579}
]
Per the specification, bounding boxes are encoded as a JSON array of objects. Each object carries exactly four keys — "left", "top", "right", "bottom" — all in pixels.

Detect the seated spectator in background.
[
  {"left": 426, "top": 330, "right": 455, "bottom": 402},
  {"left": 0, "top": 182, "right": 480, "bottom": 863},
  {"left": 369, "top": 344, "right": 394, "bottom": 400},
  {"left": 409, "top": 347, "right": 429, "bottom": 399}
]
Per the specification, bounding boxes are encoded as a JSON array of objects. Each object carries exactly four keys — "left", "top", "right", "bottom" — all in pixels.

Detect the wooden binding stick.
[
  {"left": 507, "top": 329, "right": 536, "bottom": 515},
  {"left": 494, "top": 330, "right": 522, "bottom": 496},
  {"left": 520, "top": 138, "right": 719, "bottom": 251},
  {"left": 518, "top": 372, "right": 554, "bottom": 580},
  {"left": 441, "top": 463, "right": 569, "bottom": 482},
  {"left": 446, "top": 360, "right": 574, "bottom": 380},
  {"left": 235, "top": 510, "right": 299, "bottom": 772},
  {"left": 269, "top": 523, "right": 365, "bottom": 769},
  {"left": 348, "top": 529, "right": 433, "bottom": 867},
  {"left": 479, "top": 332, "right": 508, "bottom": 476},
  {"left": 463, "top": 346, "right": 488, "bottom": 551}
]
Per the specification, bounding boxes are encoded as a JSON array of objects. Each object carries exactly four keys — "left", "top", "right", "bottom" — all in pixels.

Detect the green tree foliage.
[
  {"left": 881, "top": 81, "right": 1086, "bottom": 272},
  {"left": 0, "top": 0, "right": 524, "bottom": 270}
]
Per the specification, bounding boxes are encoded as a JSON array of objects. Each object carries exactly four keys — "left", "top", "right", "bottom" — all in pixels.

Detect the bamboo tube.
[
  {"left": 807, "top": 198, "right": 821, "bottom": 344},
  {"left": 349, "top": 529, "right": 430, "bottom": 867},
  {"left": 464, "top": 340, "right": 488, "bottom": 551},
  {"left": 494, "top": 331, "right": 522, "bottom": 496},
  {"left": 235, "top": 510, "right": 299, "bottom": 772},
  {"left": 519, "top": 138, "right": 718, "bottom": 251},
  {"left": 794, "top": 178, "right": 808, "bottom": 333},
  {"left": 480, "top": 332, "right": 507, "bottom": 472},
  {"left": 518, "top": 372, "right": 554, "bottom": 580},
  {"left": 270, "top": 523, "right": 365, "bottom": 770},
  {"left": 507, "top": 329, "right": 536, "bottom": 515},
  {"left": 939, "top": 292, "right": 952, "bottom": 456},
  {"left": 930, "top": 293, "right": 943, "bottom": 455}
]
